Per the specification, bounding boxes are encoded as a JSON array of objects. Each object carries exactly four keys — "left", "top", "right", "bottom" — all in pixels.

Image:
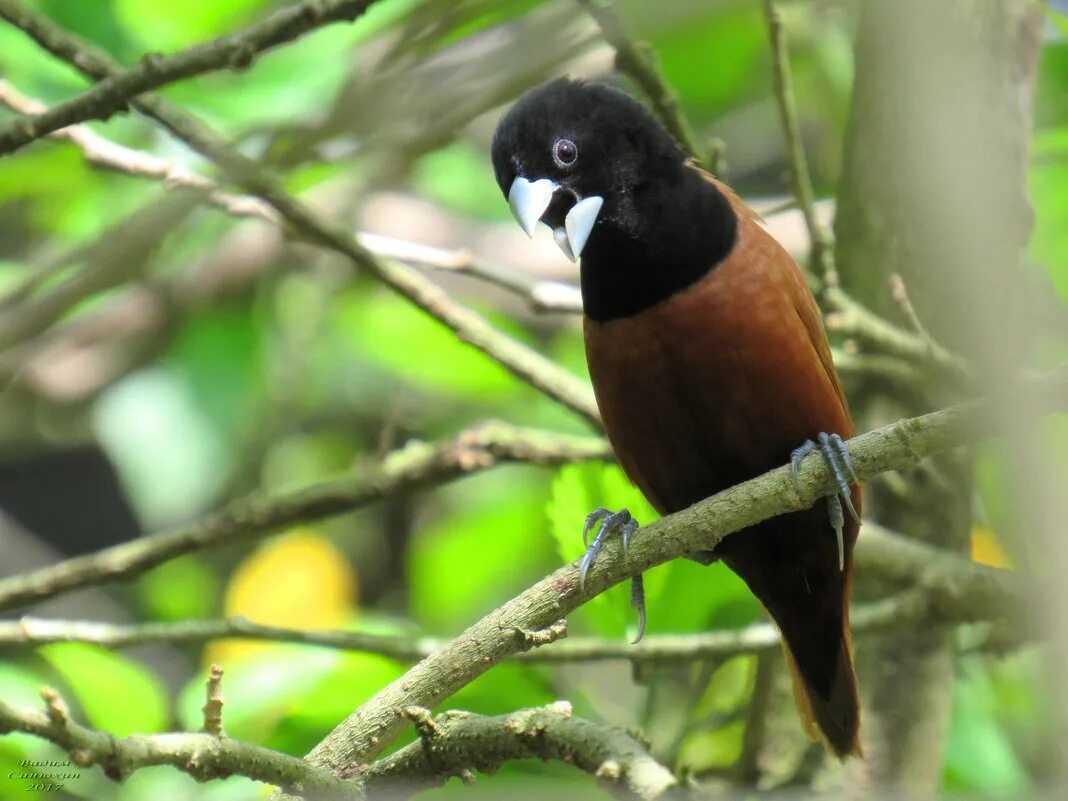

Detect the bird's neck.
[{"left": 579, "top": 168, "right": 738, "bottom": 323}]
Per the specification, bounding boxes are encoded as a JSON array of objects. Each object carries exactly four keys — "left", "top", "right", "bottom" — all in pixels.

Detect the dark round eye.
[{"left": 553, "top": 138, "right": 578, "bottom": 168}]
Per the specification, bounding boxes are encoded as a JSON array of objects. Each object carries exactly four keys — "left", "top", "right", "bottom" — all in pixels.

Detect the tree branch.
[
  {"left": 0, "top": 690, "right": 358, "bottom": 798},
  {"left": 0, "top": 423, "right": 611, "bottom": 612},
  {"left": 287, "top": 366, "right": 1066, "bottom": 780},
  {"left": 0, "top": 514, "right": 1030, "bottom": 661},
  {"left": 0, "top": 0, "right": 382, "bottom": 156},
  {"left": 363, "top": 702, "right": 678, "bottom": 800},
  {"left": 762, "top": 0, "right": 832, "bottom": 279},
  {"left": 0, "top": 80, "right": 588, "bottom": 317},
  {"left": 0, "top": 1, "right": 602, "bottom": 429}
]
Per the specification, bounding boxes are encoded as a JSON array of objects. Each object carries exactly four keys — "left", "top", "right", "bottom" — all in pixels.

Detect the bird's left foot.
[
  {"left": 581, "top": 507, "right": 646, "bottom": 643},
  {"left": 790, "top": 432, "right": 860, "bottom": 572}
]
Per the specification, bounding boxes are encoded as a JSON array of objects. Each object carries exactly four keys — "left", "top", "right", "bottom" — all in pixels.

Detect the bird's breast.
[{"left": 583, "top": 215, "right": 852, "bottom": 515}]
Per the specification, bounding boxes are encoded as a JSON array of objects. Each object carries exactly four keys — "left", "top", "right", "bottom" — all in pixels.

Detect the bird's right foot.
[{"left": 581, "top": 506, "right": 646, "bottom": 643}]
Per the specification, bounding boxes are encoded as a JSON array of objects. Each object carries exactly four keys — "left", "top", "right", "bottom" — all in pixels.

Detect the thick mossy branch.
[
  {"left": 0, "top": 691, "right": 357, "bottom": 797},
  {"left": 0, "top": 0, "right": 380, "bottom": 155},
  {"left": 292, "top": 368, "right": 1065, "bottom": 779},
  {"left": 0, "top": 423, "right": 610, "bottom": 612},
  {"left": 365, "top": 702, "right": 678, "bottom": 800}
]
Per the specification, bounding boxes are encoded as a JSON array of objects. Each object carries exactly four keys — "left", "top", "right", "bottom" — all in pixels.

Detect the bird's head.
[{"left": 490, "top": 78, "right": 687, "bottom": 263}]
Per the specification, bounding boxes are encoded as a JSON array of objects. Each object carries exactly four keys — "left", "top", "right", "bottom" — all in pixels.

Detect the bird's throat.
[{"left": 579, "top": 170, "right": 738, "bottom": 322}]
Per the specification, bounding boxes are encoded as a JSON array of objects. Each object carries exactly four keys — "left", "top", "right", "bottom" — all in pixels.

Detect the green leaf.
[
  {"left": 944, "top": 659, "right": 1030, "bottom": 793},
  {"left": 38, "top": 645, "right": 168, "bottom": 736},
  {"left": 334, "top": 286, "right": 522, "bottom": 400},
  {"left": 410, "top": 467, "right": 553, "bottom": 632},
  {"left": 413, "top": 142, "right": 514, "bottom": 221},
  {"left": 137, "top": 555, "right": 219, "bottom": 621}
]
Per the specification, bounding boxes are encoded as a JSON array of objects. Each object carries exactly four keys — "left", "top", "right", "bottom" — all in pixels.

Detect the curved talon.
[
  {"left": 829, "top": 433, "right": 858, "bottom": 484},
  {"left": 579, "top": 531, "right": 604, "bottom": 591},
  {"left": 790, "top": 440, "right": 818, "bottom": 484},
  {"left": 792, "top": 432, "right": 859, "bottom": 570},
  {"left": 621, "top": 517, "right": 639, "bottom": 556},
  {"left": 827, "top": 494, "right": 845, "bottom": 572},
  {"left": 630, "top": 573, "right": 647, "bottom": 644},
  {"left": 583, "top": 507, "right": 610, "bottom": 549},
  {"left": 578, "top": 508, "right": 644, "bottom": 639}
]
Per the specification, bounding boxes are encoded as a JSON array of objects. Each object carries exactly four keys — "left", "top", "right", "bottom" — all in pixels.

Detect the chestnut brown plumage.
[{"left": 492, "top": 78, "right": 862, "bottom": 757}]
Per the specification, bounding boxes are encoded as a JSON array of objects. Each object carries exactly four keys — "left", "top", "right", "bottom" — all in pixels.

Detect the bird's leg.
[
  {"left": 790, "top": 432, "right": 860, "bottom": 572},
  {"left": 580, "top": 507, "right": 646, "bottom": 642}
]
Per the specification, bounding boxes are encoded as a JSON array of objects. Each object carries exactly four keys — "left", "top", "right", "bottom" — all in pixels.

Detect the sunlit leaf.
[{"left": 208, "top": 529, "right": 357, "bottom": 665}]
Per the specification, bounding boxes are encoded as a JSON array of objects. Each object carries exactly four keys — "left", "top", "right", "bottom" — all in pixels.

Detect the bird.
[{"left": 490, "top": 77, "right": 863, "bottom": 758}]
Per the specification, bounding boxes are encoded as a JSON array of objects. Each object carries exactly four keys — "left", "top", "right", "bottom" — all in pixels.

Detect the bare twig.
[
  {"left": 0, "top": 690, "right": 357, "bottom": 797},
  {"left": 0, "top": 79, "right": 278, "bottom": 223},
  {"left": 577, "top": 0, "right": 701, "bottom": 161},
  {"left": 201, "top": 664, "right": 225, "bottom": 737},
  {"left": 0, "top": 560, "right": 1029, "bottom": 664},
  {"left": 0, "top": 0, "right": 382, "bottom": 155},
  {"left": 0, "top": 1, "right": 602, "bottom": 428},
  {"left": 365, "top": 702, "right": 678, "bottom": 799},
  {"left": 0, "top": 423, "right": 611, "bottom": 612},
  {"left": 0, "top": 83, "right": 587, "bottom": 317},
  {"left": 289, "top": 367, "right": 1065, "bottom": 778},
  {"left": 762, "top": 0, "right": 832, "bottom": 280}
]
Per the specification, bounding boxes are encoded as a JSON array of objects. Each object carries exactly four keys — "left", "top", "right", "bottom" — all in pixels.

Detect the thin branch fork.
[
  {"left": 290, "top": 367, "right": 1067, "bottom": 780},
  {"left": 0, "top": 0, "right": 382, "bottom": 156},
  {"left": 0, "top": 690, "right": 358, "bottom": 797}
]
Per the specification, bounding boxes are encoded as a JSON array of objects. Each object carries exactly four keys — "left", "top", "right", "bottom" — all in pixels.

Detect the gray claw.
[
  {"left": 827, "top": 494, "right": 845, "bottom": 572},
  {"left": 790, "top": 439, "right": 818, "bottom": 484},
  {"left": 630, "top": 573, "right": 647, "bottom": 644},
  {"left": 829, "top": 433, "right": 858, "bottom": 483},
  {"left": 816, "top": 433, "right": 861, "bottom": 525},
  {"left": 583, "top": 506, "right": 610, "bottom": 549},
  {"left": 793, "top": 432, "right": 859, "bottom": 570},
  {"left": 578, "top": 508, "right": 646, "bottom": 639}
]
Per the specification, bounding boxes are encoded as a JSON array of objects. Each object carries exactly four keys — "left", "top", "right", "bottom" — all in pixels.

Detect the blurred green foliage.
[{"left": 0, "top": 1, "right": 1065, "bottom": 799}]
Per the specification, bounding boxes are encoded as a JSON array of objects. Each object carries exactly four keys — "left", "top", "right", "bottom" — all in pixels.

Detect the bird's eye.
[{"left": 553, "top": 138, "right": 578, "bottom": 168}]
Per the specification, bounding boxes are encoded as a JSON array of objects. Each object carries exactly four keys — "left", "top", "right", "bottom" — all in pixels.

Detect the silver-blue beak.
[{"left": 507, "top": 176, "right": 603, "bottom": 262}]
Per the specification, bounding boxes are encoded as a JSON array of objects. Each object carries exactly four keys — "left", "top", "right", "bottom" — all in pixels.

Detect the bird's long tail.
[{"left": 718, "top": 502, "right": 862, "bottom": 758}]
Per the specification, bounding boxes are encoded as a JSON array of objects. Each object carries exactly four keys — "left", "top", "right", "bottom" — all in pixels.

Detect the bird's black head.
[{"left": 491, "top": 78, "right": 737, "bottom": 321}]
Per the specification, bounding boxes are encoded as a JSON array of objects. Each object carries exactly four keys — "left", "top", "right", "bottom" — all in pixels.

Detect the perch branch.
[
  {"left": 0, "top": 690, "right": 357, "bottom": 797},
  {"left": 0, "top": 423, "right": 610, "bottom": 612},
  {"left": 0, "top": 1, "right": 602, "bottom": 428},
  {"left": 289, "top": 366, "right": 1065, "bottom": 778},
  {"left": 0, "top": 0, "right": 382, "bottom": 155}
]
